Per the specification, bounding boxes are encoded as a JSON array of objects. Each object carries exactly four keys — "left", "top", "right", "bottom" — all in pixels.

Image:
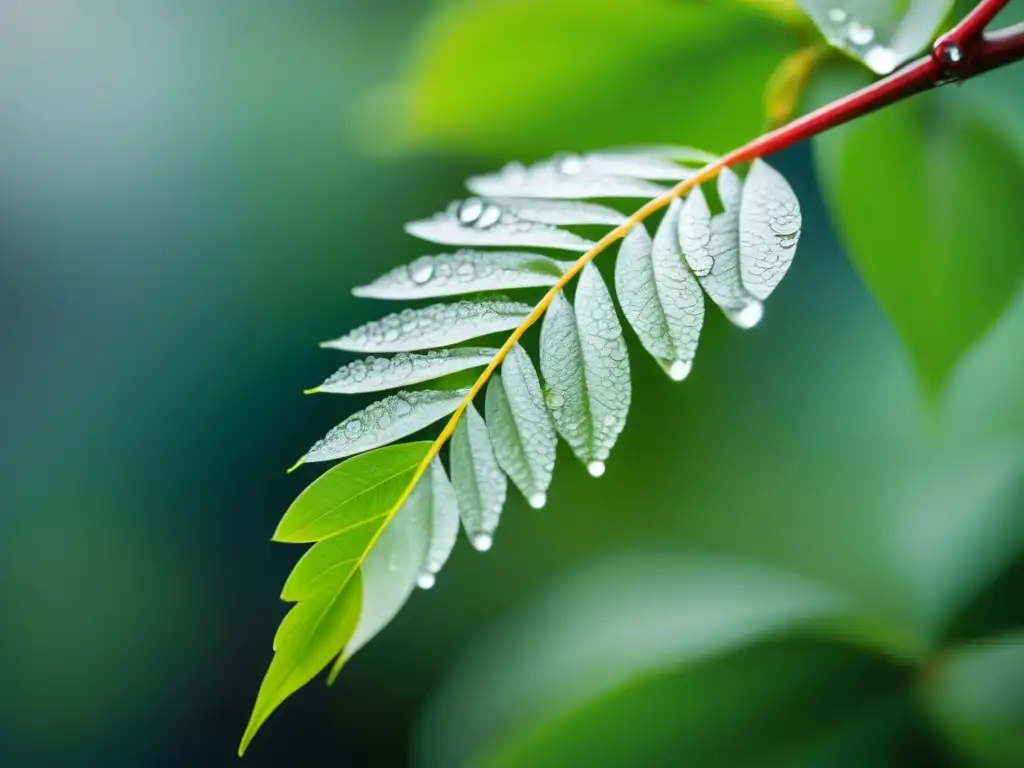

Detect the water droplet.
[
  {"left": 668, "top": 360, "right": 691, "bottom": 381},
  {"left": 864, "top": 46, "right": 900, "bottom": 74},
  {"left": 731, "top": 300, "right": 763, "bottom": 329},
  {"left": 544, "top": 390, "right": 565, "bottom": 409},
  {"left": 847, "top": 21, "right": 875, "bottom": 46},
  {"left": 827, "top": 7, "right": 848, "bottom": 24},
  {"left": 558, "top": 153, "right": 583, "bottom": 175},
  {"left": 408, "top": 256, "right": 435, "bottom": 285},
  {"left": 587, "top": 461, "right": 606, "bottom": 478},
  {"left": 940, "top": 43, "right": 962, "bottom": 64},
  {"left": 472, "top": 532, "right": 493, "bottom": 552},
  {"left": 345, "top": 419, "right": 363, "bottom": 438},
  {"left": 603, "top": 414, "right": 617, "bottom": 427},
  {"left": 458, "top": 197, "right": 484, "bottom": 224},
  {"left": 475, "top": 204, "right": 502, "bottom": 229},
  {"left": 416, "top": 572, "right": 436, "bottom": 590},
  {"left": 528, "top": 492, "right": 547, "bottom": 509}
]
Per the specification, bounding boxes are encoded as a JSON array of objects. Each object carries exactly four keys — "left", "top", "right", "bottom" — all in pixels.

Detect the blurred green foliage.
[
  {"left": 370, "top": 0, "right": 801, "bottom": 157},
  {"left": 811, "top": 62, "right": 1024, "bottom": 397}
]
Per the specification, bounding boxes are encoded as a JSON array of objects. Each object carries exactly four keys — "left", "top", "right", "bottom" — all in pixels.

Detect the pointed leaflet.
[
  {"left": 312, "top": 348, "right": 496, "bottom": 395},
  {"left": 353, "top": 251, "right": 571, "bottom": 300},
  {"left": 240, "top": 572, "right": 363, "bottom": 755},
  {"left": 322, "top": 299, "right": 531, "bottom": 353},
  {"left": 678, "top": 169, "right": 764, "bottom": 328},
  {"left": 541, "top": 264, "right": 631, "bottom": 474},
  {"left": 419, "top": 458, "right": 461, "bottom": 580},
  {"left": 275, "top": 443, "right": 431, "bottom": 543},
  {"left": 301, "top": 389, "right": 468, "bottom": 465},
  {"left": 486, "top": 198, "right": 627, "bottom": 226},
  {"left": 615, "top": 202, "right": 704, "bottom": 381},
  {"left": 467, "top": 157, "right": 669, "bottom": 200},
  {"left": 485, "top": 345, "right": 557, "bottom": 508},
  {"left": 243, "top": 443, "right": 437, "bottom": 752},
  {"left": 738, "top": 159, "right": 801, "bottom": 302},
  {"left": 451, "top": 403, "right": 507, "bottom": 550},
  {"left": 326, "top": 484, "right": 432, "bottom": 683},
  {"left": 406, "top": 200, "right": 595, "bottom": 252}
]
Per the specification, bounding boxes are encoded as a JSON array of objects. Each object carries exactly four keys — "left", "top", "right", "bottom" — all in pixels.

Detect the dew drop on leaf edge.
[
  {"left": 668, "top": 360, "right": 692, "bottom": 382},
  {"left": 472, "top": 532, "right": 494, "bottom": 552},
  {"left": 587, "top": 461, "right": 606, "bottom": 478},
  {"left": 416, "top": 572, "right": 436, "bottom": 590}
]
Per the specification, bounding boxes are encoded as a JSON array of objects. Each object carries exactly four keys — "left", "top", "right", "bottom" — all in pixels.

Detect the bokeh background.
[{"left": 1, "top": 1, "right": 1021, "bottom": 766}]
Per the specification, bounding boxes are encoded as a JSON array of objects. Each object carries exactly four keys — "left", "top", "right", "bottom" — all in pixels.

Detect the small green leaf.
[
  {"left": 281, "top": 531, "right": 369, "bottom": 603},
  {"left": 239, "top": 572, "right": 363, "bottom": 756},
  {"left": 925, "top": 631, "right": 1024, "bottom": 766},
  {"left": 812, "top": 65, "right": 1024, "bottom": 397},
  {"left": 274, "top": 442, "right": 432, "bottom": 543}
]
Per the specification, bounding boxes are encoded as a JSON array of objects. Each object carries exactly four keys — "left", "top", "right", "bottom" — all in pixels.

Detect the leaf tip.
[
  {"left": 326, "top": 652, "right": 347, "bottom": 687},
  {"left": 302, "top": 387, "right": 321, "bottom": 396},
  {"left": 286, "top": 457, "right": 305, "bottom": 475}
]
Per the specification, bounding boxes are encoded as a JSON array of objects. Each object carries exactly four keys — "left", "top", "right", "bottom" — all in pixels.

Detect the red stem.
[
  {"left": 940, "top": 0, "right": 1011, "bottom": 50},
  {"left": 721, "top": 2, "right": 1024, "bottom": 166}
]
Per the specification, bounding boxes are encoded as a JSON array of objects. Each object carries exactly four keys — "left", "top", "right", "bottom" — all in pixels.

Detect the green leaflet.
[
  {"left": 239, "top": 572, "right": 363, "bottom": 756},
  {"left": 811, "top": 64, "right": 1024, "bottom": 399},
  {"left": 275, "top": 442, "right": 432, "bottom": 542},
  {"left": 243, "top": 443, "right": 433, "bottom": 753}
]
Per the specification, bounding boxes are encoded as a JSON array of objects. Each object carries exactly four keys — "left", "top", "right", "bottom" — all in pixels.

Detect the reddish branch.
[{"left": 725, "top": 0, "right": 1024, "bottom": 166}]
